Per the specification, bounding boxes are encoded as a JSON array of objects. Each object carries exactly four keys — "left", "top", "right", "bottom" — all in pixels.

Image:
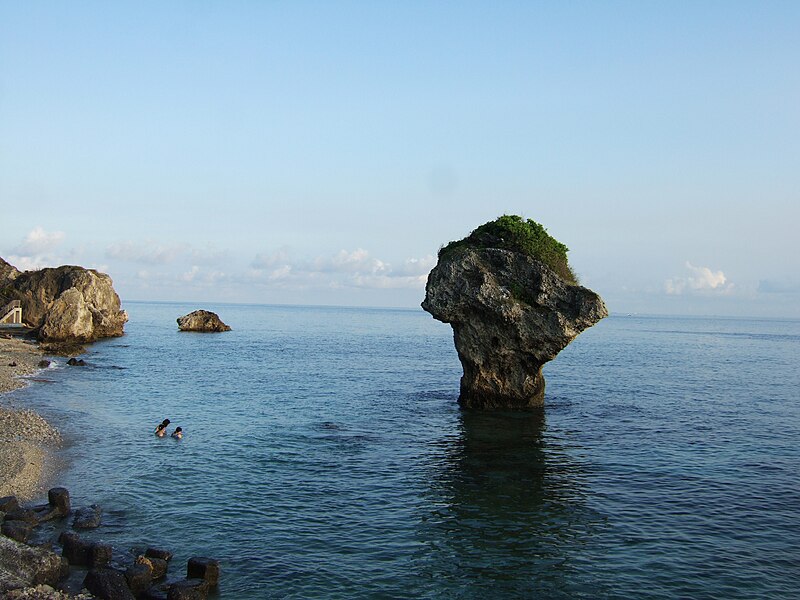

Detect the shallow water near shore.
[{"left": 9, "top": 303, "right": 800, "bottom": 598}]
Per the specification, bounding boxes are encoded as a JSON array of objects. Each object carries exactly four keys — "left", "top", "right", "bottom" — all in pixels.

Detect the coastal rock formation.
[
  {"left": 177, "top": 310, "right": 231, "bottom": 332},
  {"left": 1, "top": 261, "right": 127, "bottom": 343},
  {"left": 0, "top": 258, "right": 20, "bottom": 285},
  {"left": 422, "top": 216, "right": 607, "bottom": 408}
]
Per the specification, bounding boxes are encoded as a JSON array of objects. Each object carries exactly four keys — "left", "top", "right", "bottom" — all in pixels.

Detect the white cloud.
[
  {"left": 5, "top": 228, "right": 67, "bottom": 271},
  {"left": 5, "top": 254, "right": 55, "bottom": 272},
  {"left": 249, "top": 248, "right": 435, "bottom": 290},
  {"left": 252, "top": 248, "right": 291, "bottom": 270},
  {"left": 105, "top": 241, "right": 187, "bottom": 264},
  {"left": 190, "top": 246, "right": 230, "bottom": 265},
  {"left": 392, "top": 255, "right": 436, "bottom": 277},
  {"left": 269, "top": 265, "right": 292, "bottom": 280},
  {"left": 13, "top": 227, "right": 65, "bottom": 255},
  {"left": 665, "top": 262, "right": 733, "bottom": 295},
  {"left": 315, "top": 248, "right": 388, "bottom": 275},
  {"left": 182, "top": 266, "right": 200, "bottom": 282}
]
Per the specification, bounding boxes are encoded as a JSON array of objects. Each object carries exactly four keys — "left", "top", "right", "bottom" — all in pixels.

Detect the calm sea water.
[{"left": 8, "top": 303, "right": 800, "bottom": 598}]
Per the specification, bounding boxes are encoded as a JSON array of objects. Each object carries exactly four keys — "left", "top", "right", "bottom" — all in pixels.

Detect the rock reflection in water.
[{"left": 414, "top": 408, "right": 600, "bottom": 597}]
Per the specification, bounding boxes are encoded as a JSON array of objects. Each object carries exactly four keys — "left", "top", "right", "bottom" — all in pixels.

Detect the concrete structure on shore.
[{"left": 0, "top": 300, "right": 22, "bottom": 325}]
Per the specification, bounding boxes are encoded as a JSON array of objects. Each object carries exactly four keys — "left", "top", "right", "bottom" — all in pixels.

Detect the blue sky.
[{"left": 1, "top": 2, "right": 798, "bottom": 316}]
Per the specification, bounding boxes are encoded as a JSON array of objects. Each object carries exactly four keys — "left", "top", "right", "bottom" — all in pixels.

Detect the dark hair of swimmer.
[
  {"left": 162, "top": 419, "right": 171, "bottom": 426},
  {"left": 175, "top": 427, "right": 182, "bottom": 433}
]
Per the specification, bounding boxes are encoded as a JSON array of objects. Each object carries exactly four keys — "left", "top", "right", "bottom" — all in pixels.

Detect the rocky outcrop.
[
  {"left": 0, "top": 258, "right": 20, "bottom": 286},
  {"left": 177, "top": 310, "right": 231, "bottom": 332},
  {"left": 1, "top": 261, "right": 127, "bottom": 343},
  {"left": 422, "top": 245, "right": 607, "bottom": 408}
]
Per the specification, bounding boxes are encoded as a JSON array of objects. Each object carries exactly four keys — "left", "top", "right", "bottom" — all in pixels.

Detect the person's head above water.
[
  {"left": 161, "top": 419, "right": 170, "bottom": 426},
  {"left": 172, "top": 426, "right": 183, "bottom": 439}
]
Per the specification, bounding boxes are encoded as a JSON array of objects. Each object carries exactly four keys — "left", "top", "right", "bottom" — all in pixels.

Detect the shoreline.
[{"left": 0, "top": 336, "right": 62, "bottom": 503}]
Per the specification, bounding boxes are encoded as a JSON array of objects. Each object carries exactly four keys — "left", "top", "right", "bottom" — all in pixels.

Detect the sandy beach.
[{"left": 0, "top": 337, "right": 61, "bottom": 503}]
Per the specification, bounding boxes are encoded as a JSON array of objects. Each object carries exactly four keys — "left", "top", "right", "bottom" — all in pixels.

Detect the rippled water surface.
[{"left": 11, "top": 304, "right": 800, "bottom": 598}]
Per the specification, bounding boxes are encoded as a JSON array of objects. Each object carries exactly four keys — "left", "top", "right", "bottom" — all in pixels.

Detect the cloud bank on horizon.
[
  {"left": 3, "top": 225, "right": 799, "bottom": 318},
  {"left": 2, "top": 227, "right": 436, "bottom": 305}
]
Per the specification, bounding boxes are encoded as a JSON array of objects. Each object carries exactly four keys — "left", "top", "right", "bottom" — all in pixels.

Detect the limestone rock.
[
  {"left": 0, "top": 257, "right": 20, "bottom": 286},
  {"left": 3, "top": 262, "right": 127, "bottom": 343},
  {"left": 422, "top": 246, "right": 607, "bottom": 408},
  {"left": 176, "top": 310, "right": 231, "bottom": 333}
]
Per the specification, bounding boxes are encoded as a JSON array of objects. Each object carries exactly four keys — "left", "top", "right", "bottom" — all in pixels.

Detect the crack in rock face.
[{"left": 422, "top": 247, "right": 607, "bottom": 408}]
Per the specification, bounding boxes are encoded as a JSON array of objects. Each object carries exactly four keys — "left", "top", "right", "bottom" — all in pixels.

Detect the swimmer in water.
[
  {"left": 171, "top": 427, "right": 183, "bottom": 439},
  {"left": 155, "top": 419, "right": 170, "bottom": 437}
]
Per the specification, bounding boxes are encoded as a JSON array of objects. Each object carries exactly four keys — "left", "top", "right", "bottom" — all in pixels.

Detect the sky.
[{"left": 1, "top": 1, "right": 798, "bottom": 317}]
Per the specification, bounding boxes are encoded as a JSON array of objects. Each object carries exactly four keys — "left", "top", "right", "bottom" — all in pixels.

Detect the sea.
[{"left": 7, "top": 302, "right": 800, "bottom": 599}]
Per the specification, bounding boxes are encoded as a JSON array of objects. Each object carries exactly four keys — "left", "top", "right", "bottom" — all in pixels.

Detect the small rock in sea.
[
  {"left": 83, "top": 567, "right": 136, "bottom": 600},
  {"left": 67, "top": 357, "right": 87, "bottom": 366},
  {"left": 176, "top": 310, "right": 231, "bottom": 333},
  {"left": 73, "top": 504, "right": 103, "bottom": 529},
  {"left": 38, "top": 359, "right": 51, "bottom": 368},
  {"left": 186, "top": 557, "right": 220, "bottom": 587},
  {"left": 167, "top": 578, "right": 210, "bottom": 600}
]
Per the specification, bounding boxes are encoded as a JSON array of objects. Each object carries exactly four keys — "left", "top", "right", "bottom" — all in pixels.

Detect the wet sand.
[{"left": 0, "top": 337, "right": 61, "bottom": 503}]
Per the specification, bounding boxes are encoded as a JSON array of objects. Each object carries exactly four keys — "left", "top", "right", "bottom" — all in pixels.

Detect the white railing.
[{"left": 0, "top": 299, "right": 22, "bottom": 324}]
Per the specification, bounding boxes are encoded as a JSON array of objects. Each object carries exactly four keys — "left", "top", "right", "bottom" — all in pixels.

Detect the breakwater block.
[
  {"left": 0, "top": 496, "right": 20, "bottom": 513},
  {"left": 60, "top": 531, "right": 112, "bottom": 567},
  {"left": 73, "top": 504, "right": 103, "bottom": 529},
  {"left": 146, "top": 547, "right": 174, "bottom": 562},
  {"left": 125, "top": 562, "right": 153, "bottom": 596},
  {"left": 84, "top": 567, "right": 136, "bottom": 600},
  {"left": 149, "top": 557, "right": 169, "bottom": 580},
  {"left": 2, "top": 520, "right": 33, "bottom": 543},
  {"left": 186, "top": 557, "right": 220, "bottom": 586},
  {"left": 90, "top": 542, "right": 113, "bottom": 567},
  {"left": 167, "top": 578, "right": 209, "bottom": 600},
  {"left": 4, "top": 507, "right": 37, "bottom": 524},
  {"left": 48, "top": 487, "right": 71, "bottom": 514}
]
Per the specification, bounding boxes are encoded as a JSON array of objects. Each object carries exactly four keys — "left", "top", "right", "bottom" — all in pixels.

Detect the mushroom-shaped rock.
[
  {"left": 177, "top": 310, "right": 231, "bottom": 333},
  {"left": 422, "top": 216, "right": 607, "bottom": 408}
]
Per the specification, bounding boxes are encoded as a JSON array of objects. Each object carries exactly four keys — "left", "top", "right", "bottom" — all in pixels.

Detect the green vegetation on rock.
[{"left": 439, "top": 215, "right": 578, "bottom": 284}]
